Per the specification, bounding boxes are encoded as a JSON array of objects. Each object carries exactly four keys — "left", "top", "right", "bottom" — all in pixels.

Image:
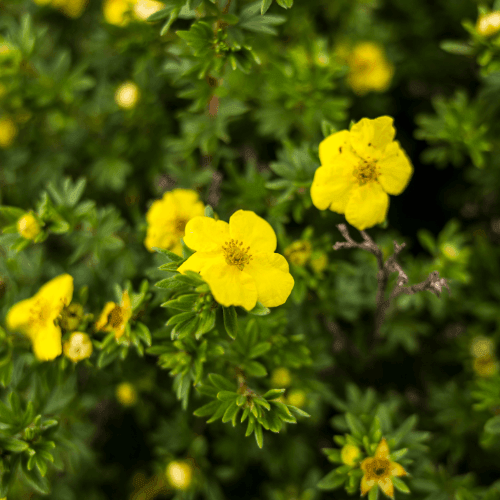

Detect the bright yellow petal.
[
  {"left": 6, "top": 298, "right": 37, "bottom": 333},
  {"left": 121, "top": 290, "right": 132, "bottom": 322},
  {"left": 345, "top": 182, "right": 389, "bottom": 231},
  {"left": 378, "top": 477, "right": 394, "bottom": 499},
  {"left": 390, "top": 462, "right": 407, "bottom": 477},
  {"left": 360, "top": 457, "right": 371, "bottom": 472},
  {"left": 311, "top": 154, "right": 358, "bottom": 213},
  {"left": 361, "top": 476, "right": 376, "bottom": 496},
  {"left": 177, "top": 251, "right": 223, "bottom": 275},
  {"left": 32, "top": 324, "right": 62, "bottom": 361},
  {"left": 377, "top": 141, "right": 413, "bottom": 195},
  {"left": 375, "top": 438, "right": 390, "bottom": 459},
  {"left": 319, "top": 129, "right": 351, "bottom": 165},
  {"left": 199, "top": 257, "right": 258, "bottom": 311},
  {"left": 229, "top": 210, "right": 277, "bottom": 254},
  {"left": 244, "top": 253, "right": 294, "bottom": 308},
  {"left": 349, "top": 116, "right": 395, "bottom": 160},
  {"left": 171, "top": 189, "right": 205, "bottom": 218},
  {"left": 95, "top": 302, "right": 117, "bottom": 331},
  {"left": 37, "top": 274, "right": 74, "bottom": 317},
  {"left": 183, "top": 216, "right": 229, "bottom": 252}
]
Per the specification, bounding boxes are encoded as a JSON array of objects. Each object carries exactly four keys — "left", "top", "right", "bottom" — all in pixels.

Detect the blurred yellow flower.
[
  {"left": 311, "top": 116, "right": 413, "bottom": 231},
  {"left": 360, "top": 438, "right": 407, "bottom": 498},
  {"left": 103, "top": 0, "right": 135, "bottom": 26},
  {"left": 270, "top": 367, "right": 292, "bottom": 388},
  {"left": 477, "top": 11, "right": 500, "bottom": 37},
  {"left": 286, "top": 389, "right": 306, "bottom": 408},
  {"left": 0, "top": 117, "right": 18, "bottom": 148},
  {"left": 63, "top": 332, "right": 93, "bottom": 362},
  {"left": 309, "top": 252, "right": 328, "bottom": 274},
  {"left": 145, "top": 188, "right": 205, "bottom": 256},
  {"left": 51, "top": 0, "right": 88, "bottom": 17},
  {"left": 441, "top": 243, "right": 459, "bottom": 260},
  {"left": 6, "top": 275, "right": 74, "bottom": 361},
  {"left": 116, "top": 382, "right": 137, "bottom": 406},
  {"left": 59, "top": 303, "right": 84, "bottom": 331},
  {"left": 17, "top": 213, "right": 41, "bottom": 240},
  {"left": 114, "top": 81, "right": 140, "bottom": 109},
  {"left": 470, "top": 336, "right": 495, "bottom": 358},
  {"left": 347, "top": 42, "right": 394, "bottom": 96},
  {"left": 283, "top": 240, "right": 312, "bottom": 266},
  {"left": 95, "top": 290, "right": 132, "bottom": 339},
  {"left": 133, "top": 0, "right": 164, "bottom": 20},
  {"left": 341, "top": 444, "right": 362, "bottom": 466},
  {"left": 178, "top": 210, "right": 295, "bottom": 311},
  {"left": 473, "top": 355, "right": 498, "bottom": 377},
  {"left": 165, "top": 461, "right": 193, "bottom": 490}
]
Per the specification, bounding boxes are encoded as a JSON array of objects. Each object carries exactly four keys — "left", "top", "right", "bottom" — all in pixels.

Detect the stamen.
[{"left": 222, "top": 239, "right": 253, "bottom": 270}]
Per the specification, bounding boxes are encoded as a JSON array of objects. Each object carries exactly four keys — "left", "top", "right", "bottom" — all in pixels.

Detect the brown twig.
[{"left": 333, "top": 224, "right": 451, "bottom": 342}]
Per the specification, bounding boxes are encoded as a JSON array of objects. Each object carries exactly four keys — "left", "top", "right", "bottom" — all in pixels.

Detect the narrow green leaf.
[
  {"left": 208, "top": 373, "right": 234, "bottom": 391},
  {"left": 317, "top": 470, "right": 346, "bottom": 490},
  {"left": 392, "top": 476, "right": 410, "bottom": 494},
  {"left": 217, "top": 390, "right": 238, "bottom": 401},
  {"left": 153, "top": 247, "right": 184, "bottom": 262},
  {"left": 206, "top": 400, "right": 231, "bottom": 423},
  {"left": 254, "top": 424, "right": 263, "bottom": 448},
  {"left": 245, "top": 416, "right": 255, "bottom": 436},
  {"left": 261, "top": 0, "right": 273, "bottom": 14},
  {"left": 345, "top": 413, "right": 365, "bottom": 438},
  {"left": 248, "top": 342, "right": 271, "bottom": 359},
  {"left": 287, "top": 405, "right": 310, "bottom": 418},
  {"left": 222, "top": 401, "right": 239, "bottom": 424},
  {"left": 247, "top": 301, "right": 270, "bottom": 315},
  {"left": 193, "top": 400, "right": 220, "bottom": 417},
  {"left": 262, "top": 388, "right": 285, "bottom": 399},
  {"left": 223, "top": 306, "right": 238, "bottom": 339},
  {"left": 485, "top": 415, "right": 500, "bottom": 434}
]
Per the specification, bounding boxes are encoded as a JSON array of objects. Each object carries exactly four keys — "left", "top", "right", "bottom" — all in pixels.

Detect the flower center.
[
  {"left": 222, "top": 239, "right": 252, "bottom": 270},
  {"left": 108, "top": 306, "right": 123, "bottom": 328},
  {"left": 175, "top": 218, "right": 188, "bottom": 234},
  {"left": 367, "top": 458, "right": 390, "bottom": 479},
  {"left": 353, "top": 159, "right": 378, "bottom": 185}
]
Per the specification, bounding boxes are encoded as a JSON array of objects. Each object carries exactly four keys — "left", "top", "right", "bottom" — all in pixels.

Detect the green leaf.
[
  {"left": 217, "top": 390, "right": 238, "bottom": 401},
  {"left": 166, "top": 311, "right": 196, "bottom": 326},
  {"left": 271, "top": 401, "right": 296, "bottom": 423},
  {"left": 193, "top": 400, "right": 220, "bottom": 417},
  {"left": 317, "top": 470, "right": 346, "bottom": 490},
  {"left": 276, "top": 0, "right": 292, "bottom": 7},
  {"left": 248, "top": 342, "right": 271, "bottom": 359},
  {"left": 206, "top": 400, "right": 231, "bottom": 423},
  {"left": 345, "top": 413, "right": 365, "bottom": 438},
  {"left": 485, "top": 415, "right": 500, "bottom": 434},
  {"left": 153, "top": 247, "right": 184, "bottom": 262},
  {"left": 261, "top": 0, "right": 273, "bottom": 14},
  {"left": 287, "top": 405, "right": 310, "bottom": 418},
  {"left": 439, "top": 40, "right": 474, "bottom": 56},
  {"left": 391, "top": 414, "right": 417, "bottom": 447},
  {"left": 2, "top": 438, "right": 29, "bottom": 453},
  {"left": 368, "top": 485, "right": 379, "bottom": 500},
  {"left": 245, "top": 416, "right": 255, "bottom": 436},
  {"left": 155, "top": 278, "right": 189, "bottom": 290},
  {"left": 223, "top": 306, "right": 238, "bottom": 339},
  {"left": 195, "top": 309, "right": 216, "bottom": 339},
  {"left": 392, "top": 477, "right": 410, "bottom": 494},
  {"left": 244, "top": 360, "right": 267, "bottom": 377},
  {"left": 254, "top": 423, "right": 264, "bottom": 448},
  {"left": 208, "top": 373, "right": 234, "bottom": 391},
  {"left": 204, "top": 205, "right": 214, "bottom": 218},
  {"left": 247, "top": 302, "right": 270, "bottom": 315},
  {"left": 254, "top": 398, "right": 271, "bottom": 411},
  {"left": 262, "top": 388, "right": 285, "bottom": 399},
  {"left": 222, "top": 401, "right": 239, "bottom": 424},
  {"left": 267, "top": 410, "right": 282, "bottom": 433},
  {"left": 147, "top": 7, "right": 174, "bottom": 22},
  {"left": 161, "top": 8, "right": 180, "bottom": 35}
]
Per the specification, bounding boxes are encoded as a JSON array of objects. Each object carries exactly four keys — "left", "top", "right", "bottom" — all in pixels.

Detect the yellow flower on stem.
[
  {"left": 477, "top": 11, "right": 500, "bottom": 37},
  {"left": 177, "top": 210, "right": 294, "bottom": 311},
  {"left": 360, "top": 438, "right": 407, "bottom": 499},
  {"left": 95, "top": 290, "right": 132, "bottom": 339},
  {"left": 63, "top": 332, "right": 93, "bottom": 362},
  {"left": 145, "top": 189, "right": 205, "bottom": 256},
  {"left": 311, "top": 116, "right": 413, "bottom": 231},
  {"left": 17, "top": 212, "right": 41, "bottom": 240},
  {"left": 6, "top": 274, "right": 74, "bottom": 361}
]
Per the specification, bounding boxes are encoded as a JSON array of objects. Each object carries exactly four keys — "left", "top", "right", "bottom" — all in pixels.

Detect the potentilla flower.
[
  {"left": 50, "top": 0, "right": 88, "bottom": 18},
  {"left": 133, "top": 0, "right": 164, "bottom": 20},
  {"left": 347, "top": 42, "right": 394, "bottom": 95},
  {"left": 286, "top": 389, "right": 306, "bottom": 408},
  {"left": 145, "top": 189, "right": 205, "bottom": 256},
  {"left": 477, "top": 11, "right": 500, "bottom": 37},
  {"left": 116, "top": 382, "right": 138, "bottom": 406},
  {"left": 360, "top": 438, "right": 407, "bottom": 499},
  {"left": 341, "top": 444, "right": 362, "bottom": 466},
  {"left": 63, "top": 332, "right": 93, "bottom": 362},
  {"left": 177, "top": 210, "right": 294, "bottom": 311},
  {"left": 6, "top": 274, "right": 74, "bottom": 361},
  {"left": 283, "top": 240, "right": 312, "bottom": 266},
  {"left": 17, "top": 212, "right": 41, "bottom": 240},
  {"left": 270, "top": 367, "right": 292, "bottom": 388},
  {"left": 165, "top": 461, "right": 193, "bottom": 490},
  {"left": 0, "top": 117, "right": 17, "bottom": 148},
  {"left": 95, "top": 290, "right": 132, "bottom": 339},
  {"left": 114, "top": 81, "right": 140, "bottom": 109},
  {"left": 103, "top": 0, "right": 135, "bottom": 26},
  {"left": 473, "top": 354, "right": 499, "bottom": 377},
  {"left": 311, "top": 116, "right": 413, "bottom": 231}
]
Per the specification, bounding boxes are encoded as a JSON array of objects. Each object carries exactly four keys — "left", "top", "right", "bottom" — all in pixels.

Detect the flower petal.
[
  {"left": 32, "top": 323, "right": 62, "bottom": 361},
  {"left": 244, "top": 253, "right": 294, "bottom": 308},
  {"left": 361, "top": 476, "right": 376, "bottom": 496},
  {"left": 319, "top": 129, "right": 351, "bottom": 166},
  {"left": 177, "top": 251, "right": 222, "bottom": 275},
  {"left": 6, "top": 297, "right": 36, "bottom": 334},
  {"left": 95, "top": 302, "right": 117, "bottom": 332},
  {"left": 375, "top": 438, "right": 390, "bottom": 459},
  {"left": 183, "top": 216, "right": 229, "bottom": 252},
  {"left": 377, "top": 141, "right": 413, "bottom": 195},
  {"left": 378, "top": 477, "right": 394, "bottom": 499},
  {"left": 311, "top": 155, "right": 358, "bottom": 213},
  {"left": 171, "top": 189, "right": 205, "bottom": 219},
  {"left": 37, "top": 274, "right": 74, "bottom": 317},
  {"left": 345, "top": 182, "right": 389, "bottom": 231},
  {"left": 229, "top": 210, "right": 277, "bottom": 254},
  {"left": 350, "top": 116, "right": 395, "bottom": 160},
  {"left": 390, "top": 462, "right": 407, "bottom": 477}
]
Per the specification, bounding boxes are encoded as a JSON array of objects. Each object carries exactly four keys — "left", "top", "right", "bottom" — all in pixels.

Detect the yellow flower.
[
  {"left": 270, "top": 367, "right": 292, "bottom": 388},
  {"left": 178, "top": 210, "right": 295, "bottom": 311},
  {"left": 114, "top": 81, "right": 140, "bottom": 109},
  {"left": 286, "top": 389, "right": 306, "bottom": 408},
  {"left": 145, "top": 189, "right": 205, "bottom": 256},
  {"left": 360, "top": 438, "right": 407, "bottom": 499},
  {"left": 473, "top": 355, "right": 499, "bottom": 377},
  {"left": 341, "top": 444, "right": 362, "bottom": 466},
  {"left": 95, "top": 290, "right": 132, "bottom": 339},
  {"left": 103, "top": 0, "right": 135, "bottom": 26},
  {"left": 59, "top": 303, "right": 84, "bottom": 331},
  {"left": 309, "top": 252, "right": 328, "bottom": 274},
  {"left": 311, "top": 116, "right": 413, "bottom": 231},
  {"left": 441, "top": 243, "right": 459, "bottom": 260},
  {"left": 133, "top": 0, "right": 164, "bottom": 20},
  {"left": 51, "top": 0, "right": 88, "bottom": 17},
  {"left": 165, "top": 461, "right": 193, "bottom": 490},
  {"left": 116, "top": 382, "right": 137, "bottom": 406},
  {"left": 6, "top": 275, "right": 74, "bottom": 361},
  {"left": 470, "top": 336, "right": 495, "bottom": 358},
  {"left": 477, "top": 11, "right": 500, "bottom": 37},
  {"left": 283, "top": 240, "right": 312, "bottom": 266},
  {"left": 347, "top": 42, "right": 394, "bottom": 95},
  {"left": 63, "top": 332, "right": 93, "bottom": 362},
  {"left": 0, "top": 117, "right": 18, "bottom": 148},
  {"left": 17, "top": 213, "right": 41, "bottom": 240}
]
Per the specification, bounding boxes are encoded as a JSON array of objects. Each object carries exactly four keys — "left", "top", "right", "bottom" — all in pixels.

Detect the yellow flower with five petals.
[
  {"left": 6, "top": 274, "right": 74, "bottom": 361},
  {"left": 360, "top": 438, "right": 407, "bottom": 498},
  {"left": 95, "top": 290, "right": 132, "bottom": 339},
  {"left": 177, "top": 210, "right": 294, "bottom": 311},
  {"left": 311, "top": 116, "right": 413, "bottom": 231}
]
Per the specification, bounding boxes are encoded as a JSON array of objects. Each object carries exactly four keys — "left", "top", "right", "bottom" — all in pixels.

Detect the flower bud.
[
  {"left": 59, "top": 303, "right": 84, "bottom": 331},
  {"left": 63, "top": 332, "right": 93, "bottom": 363},
  {"left": 341, "top": 444, "right": 362, "bottom": 466},
  {"left": 0, "top": 117, "right": 18, "bottom": 148},
  {"left": 116, "top": 382, "right": 137, "bottom": 406},
  {"left": 286, "top": 389, "right": 306, "bottom": 408},
  {"left": 477, "top": 11, "right": 500, "bottom": 37},
  {"left": 165, "top": 461, "right": 193, "bottom": 490},
  {"left": 270, "top": 367, "right": 292, "bottom": 388},
  {"left": 114, "top": 81, "right": 140, "bottom": 109},
  {"left": 17, "top": 213, "right": 41, "bottom": 240}
]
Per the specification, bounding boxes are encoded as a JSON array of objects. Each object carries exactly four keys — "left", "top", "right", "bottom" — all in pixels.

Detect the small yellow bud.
[
  {"left": 471, "top": 336, "right": 495, "bottom": 358},
  {"left": 165, "top": 461, "right": 193, "bottom": 490},
  {"left": 270, "top": 367, "right": 292, "bottom": 388},
  {"left": 477, "top": 11, "right": 500, "bottom": 37},
  {"left": 116, "top": 382, "right": 138, "bottom": 406},
  {"left": 286, "top": 389, "right": 306, "bottom": 408},
  {"left": 133, "top": 0, "right": 164, "bottom": 20},
  {"left": 114, "top": 81, "right": 140, "bottom": 109},
  {"left": 341, "top": 444, "right": 362, "bottom": 466},
  {"left": 442, "top": 243, "right": 459, "bottom": 260},
  {"left": 17, "top": 213, "right": 41, "bottom": 240},
  {"left": 283, "top": 240, "right": 312, "bottom": 266},
  {"left": 59, "top": 303, "right": 84, "bottom": 331},
  {"left": 0, "top": 117, "right": 18, "bottom": 148},
  {"left": 63, "top": 332, "right": 93, "bottom": 363}
]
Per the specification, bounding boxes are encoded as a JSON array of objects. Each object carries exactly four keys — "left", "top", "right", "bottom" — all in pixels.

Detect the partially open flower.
[
  {"left": 341, "top": 444, "right": 362, "bottom": 466},
  {"left": 63, "top": 332, "right": 93, "bottom": 362},
  {"left": 17, "top": 213, "right": 41, "bottom": 240},
  {"left": 95, "top": 290, "right": 132, "bottom": 339}
]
